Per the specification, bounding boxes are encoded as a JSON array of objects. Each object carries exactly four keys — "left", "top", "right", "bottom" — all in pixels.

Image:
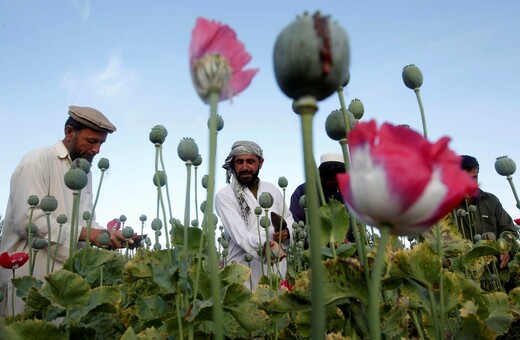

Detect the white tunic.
[
  {"left": 0, "top": 141, "right": 99, "bottom": 316},
  {"left": 215, "top": 180, "right": 293, "bottom": 290}
]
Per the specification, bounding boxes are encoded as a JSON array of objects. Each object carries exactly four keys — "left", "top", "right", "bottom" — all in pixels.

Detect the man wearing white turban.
[{"left": 216, "top": 140, "right": 293, "bottom": 290}]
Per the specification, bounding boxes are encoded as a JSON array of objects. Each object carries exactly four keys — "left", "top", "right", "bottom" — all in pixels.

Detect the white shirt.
[
  {"left": 0, "top": 141, "right": 99, "bottom": 315},
  {"left": 215, "top": 180, "right": 293, "bottom": 290}
]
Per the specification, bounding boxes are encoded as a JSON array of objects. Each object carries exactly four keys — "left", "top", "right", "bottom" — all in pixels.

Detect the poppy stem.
[{"left": 369, "top": 224, "right": 390, "bottom": 340}]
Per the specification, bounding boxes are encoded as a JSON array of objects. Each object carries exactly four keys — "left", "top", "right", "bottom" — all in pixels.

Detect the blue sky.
[{"left": 1, "top": 1, "right": 520, "bottom": 239}]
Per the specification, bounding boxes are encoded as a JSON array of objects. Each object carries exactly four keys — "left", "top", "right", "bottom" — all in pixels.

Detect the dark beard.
[
  {"left": 67, "top": 136, "right": 94, "bottom": 163},
  {"left": 235, "top": 169, "right": 260, "bottom": 187}
]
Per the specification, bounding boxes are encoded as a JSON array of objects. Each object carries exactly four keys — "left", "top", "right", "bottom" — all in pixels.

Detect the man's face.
[
  {"left": 468, "top": 168, "right": 479, "bottom": 182},
  {"left": 64, "top": 127, "right": 108, "bottom": 163},
  {"left": 233, "top": 155, "right": 263, "bottom": 187}
]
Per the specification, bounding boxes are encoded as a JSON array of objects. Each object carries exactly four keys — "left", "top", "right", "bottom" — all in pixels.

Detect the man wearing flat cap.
[
  {"left": 457, "top": 155, "right": 518, "bottom": 268},
  {"left": 0, "top": 105, "right": 129, "bottom": 316},
  {"left": 215, "top": 140, "right": 294, "bottom": 290}
]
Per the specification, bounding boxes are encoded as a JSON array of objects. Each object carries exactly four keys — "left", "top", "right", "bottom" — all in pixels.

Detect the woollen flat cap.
[{"left": 68, "top": 105, "right": 116, "bottom": 133}]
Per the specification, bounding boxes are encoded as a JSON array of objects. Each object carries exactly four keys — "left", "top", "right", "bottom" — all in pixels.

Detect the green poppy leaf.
[{"left": 43, "top": 269, "right": 91, "bottom": 309}]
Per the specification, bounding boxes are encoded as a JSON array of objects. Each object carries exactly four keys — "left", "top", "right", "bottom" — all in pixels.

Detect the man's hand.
[
  {"left": 500, "top": 252, "right": 511, "bottom": 269},
  {"left": 273, "top": 228, "right": 289, "bottom": 244},
  {"left": 80, "top": 227, "right": 134, "bottom": 249},
  {"left": 263, "top": 240, "right": 286, "bottom": 265}
]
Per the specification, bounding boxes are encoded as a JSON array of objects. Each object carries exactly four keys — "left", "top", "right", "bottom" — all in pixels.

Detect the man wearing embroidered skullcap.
[
  {"left": 0, "top": 105, "right": 132, "bottom": 316},
  {"left": 457, "top": 155, "right": 518, "bottom": 269},
  {"left": 215, "top": 140, "right": 294, "bottom": 290}
]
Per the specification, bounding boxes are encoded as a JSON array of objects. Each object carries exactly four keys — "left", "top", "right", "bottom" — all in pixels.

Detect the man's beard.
[
  {"left": 68, "top": 137, "right": 94, "bottom": 163},
  {"left": 235, "top": 169, "right": 260, "bottom": 187}
]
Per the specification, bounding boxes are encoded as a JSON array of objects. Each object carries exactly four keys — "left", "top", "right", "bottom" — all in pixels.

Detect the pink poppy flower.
[
  {"left": 189, "top": 17, "right": 259, "bottom": 103},
  {"left": 107, "top": 218, "right": 121, "bottom": 231},
  {"left": 337, "top": 120, "right": 478, "bottom": 236},
  {"left": 0, "top": 252, "right": 29, "bottom": 270}
]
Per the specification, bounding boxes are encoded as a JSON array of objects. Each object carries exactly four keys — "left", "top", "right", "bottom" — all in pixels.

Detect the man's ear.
[
  {"left": 259, "top": 157, "right": 264, "bottom": 169},
  {"left": 64, "top": 125, "right": 76, "bottom": 141}
]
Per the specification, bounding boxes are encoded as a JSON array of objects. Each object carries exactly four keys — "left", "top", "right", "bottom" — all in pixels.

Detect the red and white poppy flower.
[{"left": 338, "top": 120, "right": 478, "bottom": 236}]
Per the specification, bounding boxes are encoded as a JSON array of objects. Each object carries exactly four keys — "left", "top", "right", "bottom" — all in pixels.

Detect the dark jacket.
[{"left": 457, "top": 189, "right": 518, "bottom": 239}]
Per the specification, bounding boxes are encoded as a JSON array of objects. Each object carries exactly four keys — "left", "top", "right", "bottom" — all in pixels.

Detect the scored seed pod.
[
  {"left": 259, "top": 192, "right": 274, "bottom": 209},
  {"left": 177, "top": 137, "right": 199, "bottom": 163},
  {"left": 98, "top": 158, "right": 110, "bottom": 171},
  {"left": 71, "top": 158, "right": 92, "bottom": 174},
  {"left": 495, "top": 156, "right": 516, "bottom": 177},
  {"left": 64, "top": 168, "right": 88, "bottom": 191},
  {"left": 40, "top": 195, "right": 58, "bottom": 212},
  {"left": 149, "top": 125, "right": 168, "bottom": 144},
  {"left": 402, "top": 64, "right": 423, "bottom": 90},
  {"left": 273, "top": 11, "right": 350, "bottom": 101},
  {"left": 348, "top": 98, "right": 364, "bottom": 120}
]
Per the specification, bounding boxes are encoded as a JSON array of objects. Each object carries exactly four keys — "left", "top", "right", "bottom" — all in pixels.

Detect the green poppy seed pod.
[
  {"left": 192, "top": 154, "right": 203, "bottom": 167},
  {"left": 219, "top": 225, "right": 224, "bottom": 231},
  {"left": 172, "top": 218, "right": 182, "bottom": 227},
  {"left": 71, "top": 158, "right": 92, "bottom": 174},
  {"left": 25, "top": 223, "right": 38, "bottom": 235},
  {"left": 325, "top": 109, "right": 356, "bottom": 141},
  {"left": 402, "top": 64, "right": 423, "bottom": 90},
  {"left": 149, "top": 125, "right": 168, "bottom": 144},
  {"left": 495, "top": 156, "right": 516, "bottom": 177},
  {"left": 292, "top": 222, "right": 299, "bottom": 229},
  {"left": 82, "top": 211, "right": 91, "bottom": 221},
  {"left": 153, "top": 243, "right": 162, "bottom": 250},
  {"left": 296, "top": 240, "right": 304, "bottom": 249},
  {"left": 481, "top": 232, "right": 496, "bottom": 241},
  {"left": 97, "top": 231, "right": 111, "bottom": 246},
  {"left": 201, "top": 175, "right": 209, "bottom": 189},
  {"left": 221, "top": 239, "right": 229, "bottom": 248},
  {"left": 200, "top": 201, "right": 206, "bottom": 213},
  {"left": 299, "top": 195, "right": 307, "bottom": 209},
  {"left": 203, "top": 214, "right": 218, "bottom": 228},
  {"left": 348, "top": 98, "right": 364, "bottom": 120},
  {"left": 122, "top": 226, "right": 134, "bottom": 239},
  {"left": 222, "top": 249, "right": 229, "bottom": 257},
  {"left": 298, "top": 220, "right": 305, "bottom": 228},
  {"left": 177, "top": 137, "right": 199, "bottom": 163},
  {"left": 27, "top": 195, "right": 39, "bottom": 207},
  {"left": 119, "top": 215, "right": 127, "bottom": 222},
  {"left": 245, "top": 254, "right": 253, "bottom": 263},
  {"left": 468, "top": 205, "right": 477, "bottom": 213},
  {"left": 208, "top": 114, "right": 224, "bottom": 132},
  {"left": 56, "top": 214, "right": 68, "bottom": 224},
  {"left": 278, "top": 176, "right": 288, "bottom": 188},
  {"left": 152, "top": 171, "right": 167, "bottom": 187},
  {"left": 40, "top": 195, "right": 58, "bottom": 212},
  {"left": 260, "top": 216, "right": 270, "bottom": 228},
  {"left": 139, "top": 214, "right": 147, "bottom": 222},
  {"left": 97, "top": 157, "right": 110, "bottom": 171},
  {"left": 300, "top": 230, "right": 308, "bottom": 239},
  {"left": 156, "top": 230, "right": 162, "bottom": 236},
  {"left": 32, "top": 237, "right": 48, "bottom": 249},
  {"left": 273, "top": 12, "right": 350, "bottom": 101},
  {"left": 473, "top": 234, "right": 482, "bottom": 243},
  {"left": 151, "top": 218, "right": 162, "bottom": 231},
  {"left": 259, "top": 192, "right": 274, "bottom": 209},
  {"left": 191, "top": 219, "right": 199, "bottom": 227},
  {"left": 254, "top": 206, "right": 263, "bottom": 216},
  {"left": 64, "top": 168, "right": 88, "bottom": 191},
  {"left": 456, "top": 209, "right": 467, "bottom": 217},
  {"left": 145, "top": 237, "right": 151, "bottom": 246}
]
